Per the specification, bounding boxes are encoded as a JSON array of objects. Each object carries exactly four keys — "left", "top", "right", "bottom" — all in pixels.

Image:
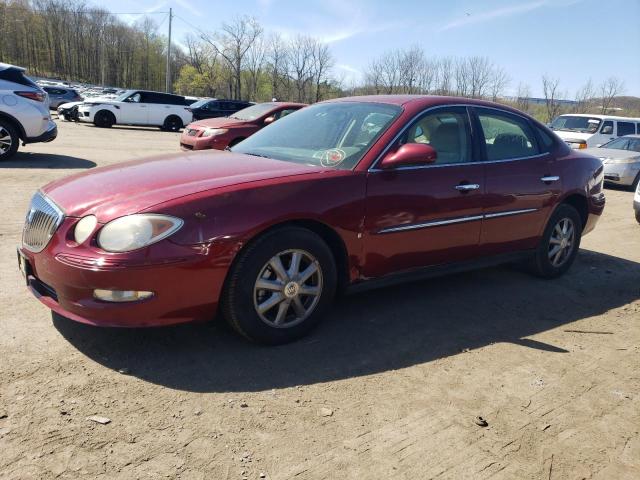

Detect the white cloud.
[{"left": 175, "top": 0, "right": 202, "bottom": 17}]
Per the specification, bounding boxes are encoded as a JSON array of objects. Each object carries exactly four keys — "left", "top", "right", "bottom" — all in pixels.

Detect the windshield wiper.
[{"left": 243, "top": 152, "right": 271, "bottom": 159}]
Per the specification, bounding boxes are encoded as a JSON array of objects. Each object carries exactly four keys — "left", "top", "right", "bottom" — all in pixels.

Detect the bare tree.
[
  {"left": 266, "top": 33, "right": 289, "bottom": 100},
  {"left": 311, "top": 41, "right": 333, "bottom": 102},
  {"left": 542, "top": 75, "right": 563, "bottom": 122},
  {"left": 435, "top": 56, "right": 454, "bottom": 95},
  {"left": 599, "top": 77, "right": 625, "bottom": 114},
  {"left": 244, "top": 35, "right": 266, "bottom": 101},
  {"left": 205, "top": 16, "right": 263, "bottom": 100},
  {"left": 516, "top": 82, "right": 531, "bottom": 112},
  {"left": 288, "top": 35, "right": 315, "bottom": 102},
  {"left": 489, "top": 66, "right": 509, "bottom": 102},
  {"left": 572, "top": 78, "right": 595, "bottom": 113}
]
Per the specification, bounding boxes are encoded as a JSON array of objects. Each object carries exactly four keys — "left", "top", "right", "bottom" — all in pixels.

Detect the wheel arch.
[
  {"left": 559, "top": 192, "right": 588, "bottom": 231},
  {"left": 227, "top": 219, "right": 351, "bottom": 293},
  {"left": 95, "top": 108, "right": 117, "bottom": 123},
  {"left": 0, "top": 111, "right": 26, "bottom": 140}
]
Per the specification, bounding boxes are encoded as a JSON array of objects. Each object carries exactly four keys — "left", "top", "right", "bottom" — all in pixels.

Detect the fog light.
[{"left": 93, "top": 289, "right": 153, "bottom": 302}]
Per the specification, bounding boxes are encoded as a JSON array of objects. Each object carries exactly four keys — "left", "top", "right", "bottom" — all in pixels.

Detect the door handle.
[
  {"left": 540, "top": 176, "right": 560, "bottom": 183},
  {"left": 455, "top": 183, "right": 480, "bottom": 192}
]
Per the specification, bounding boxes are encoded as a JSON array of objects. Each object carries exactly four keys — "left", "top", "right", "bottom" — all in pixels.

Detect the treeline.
[{"left": 0, "top": 0, "right": 184, "bottom": 90}]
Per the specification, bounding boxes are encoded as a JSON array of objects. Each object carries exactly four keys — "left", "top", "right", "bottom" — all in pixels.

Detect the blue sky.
[{"left": 96, "top": 0, "right": 640, "bottom": 98}]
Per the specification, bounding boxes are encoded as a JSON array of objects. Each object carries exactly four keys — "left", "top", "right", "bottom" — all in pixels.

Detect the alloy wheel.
[
  {"left": 253, "top": 249, "right": 323, "bottom": 328},
  {"left": 0, "top": 126, "right": 12, "bottom": 155},
  {"left": 548, "top": 217, "right": 575, "bottom": 267}
]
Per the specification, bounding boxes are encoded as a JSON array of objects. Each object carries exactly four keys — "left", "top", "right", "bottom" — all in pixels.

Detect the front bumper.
[
  {"left": 18, "top": 218, "right": 236, "bottom": 327},
  {"left": 180, "top": 131, "right": 230, "bottom": 151},
  {"left": 24, "top": 122, "right": 57, "bottom": 144},
  {"left": 603, "top": 162, "right": 640, "bottom": 187}
]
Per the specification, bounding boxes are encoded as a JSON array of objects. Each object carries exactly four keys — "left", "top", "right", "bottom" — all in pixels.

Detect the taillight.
[{"left": 15, "top": 91, "right": 46, "bottom": 102}]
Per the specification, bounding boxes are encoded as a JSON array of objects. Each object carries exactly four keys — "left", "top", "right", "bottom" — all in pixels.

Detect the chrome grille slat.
[{"left": 22, "top": 192, "right": 64, "bottom": 253}]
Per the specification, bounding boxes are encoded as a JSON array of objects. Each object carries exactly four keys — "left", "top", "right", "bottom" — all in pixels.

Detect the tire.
[
  {"left": 635, "top": 209, "right": 640, "bottom": 225},
  {"left": 162, "top": 115, "right": 183, "bottom": 132},
  {"left": 94, "top": 110, "right": 115, "bottom": 128},
  {"left": 529, "top": 204, "right": 582, "bottom": 279},
  {"left": 0, "top": 119, "right": 19, "bottom": 161},
  {"left": 222, "top": 227, "right": 337, "bottom": 344},
  {"left": 631, "top": 173, "right": 640, "bottom": 192}
]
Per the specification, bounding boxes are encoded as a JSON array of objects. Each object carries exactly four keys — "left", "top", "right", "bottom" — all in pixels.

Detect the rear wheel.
[
  {"left": 0, "top": 120, "right": 19, "bottom": 161},
  {"left": 529, "top": 204, "right": 582, "bottom": 278},
  {"left": 162, "top": 115, "right": 183, "bottom": 132},
  {"left": 94, "top": 110, "right": 115, "bottom": 128},
  {"left": 222, "top": 227, "right": 337, "bottom": 344}
]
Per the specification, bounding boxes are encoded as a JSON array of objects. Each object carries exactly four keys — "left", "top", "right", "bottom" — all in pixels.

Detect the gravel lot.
[{"left": 0, "top": 120, "right": 639, "bottom": 479}]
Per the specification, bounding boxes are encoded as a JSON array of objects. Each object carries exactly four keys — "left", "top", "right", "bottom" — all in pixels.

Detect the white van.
[{"left": 549, "top": 114, "right": 640, "bottom": 149}]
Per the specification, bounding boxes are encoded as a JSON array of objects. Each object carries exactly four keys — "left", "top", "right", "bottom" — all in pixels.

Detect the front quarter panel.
[{"left": 150, "top": 171, "right": 368, "bottom": 280}]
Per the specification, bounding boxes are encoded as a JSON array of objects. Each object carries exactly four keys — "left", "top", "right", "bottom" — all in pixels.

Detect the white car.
[
  {"left": 584, "top": 135, "right": 640, "bottom": 189},
  {"left": 634, "top": 180, "right": 640, "bottom": 223},
  {"left": 0, "top": 63, "right": 57, "bottom": 160},
  {"left": 550, "top": 114, "right": 640, "bottom": 149},
  {"left": 77, "top": 90, "right": 193, "bottom": 131}
]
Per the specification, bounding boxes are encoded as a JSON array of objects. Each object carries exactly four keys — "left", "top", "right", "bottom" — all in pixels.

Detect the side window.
[
  {"left": 535, "top": 125, "right": 555, "bottom": 152},
  {"left": 600, "top": 120, "right": 614, "bottom": 135},
  {"left": 274, "top": 108, "right": 297, "bottom": 120},
  {"left": 399, "top": 107, "right": 472, "bottom": 165},
  {"left": 126, "top": 93, "right": 142, "bottom": 103},
  {"left": 617, "top": 121, "right": 635, "bottom": 137},
  {"left": 476, "top": 108, "right": 539, "bottom": 161},
  {"left": 636, "top": 123, "right": 640, "bottom": 134}
]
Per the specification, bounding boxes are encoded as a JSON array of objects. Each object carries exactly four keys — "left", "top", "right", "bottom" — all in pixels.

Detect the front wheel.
[
  {"left": 222, "top": 227, "right": 337, "bottom": 344},
  {"left": 94, "top": 110, "right": 115, "bottom": 128},
  {"left": 529, "top": 204, "right": 582, "bottom": 278}
]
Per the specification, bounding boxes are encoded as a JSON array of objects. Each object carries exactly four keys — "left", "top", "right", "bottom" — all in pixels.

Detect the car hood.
[
  {"left": 43, "top": 151, "right": 325, "bottom": 221},
  {"left": 188, "top": 117, "right": 253, "bottom": 130},
  {"left": 583, "top": 148, "right": 640, "bottom": 161}
]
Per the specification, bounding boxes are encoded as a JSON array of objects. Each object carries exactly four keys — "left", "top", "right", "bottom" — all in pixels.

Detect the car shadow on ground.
[
  {"left": 1, "top": 152, "right": 96, "bottom": 169},
  {"left": 53, "top": 249, "right": 640, "bottom": 393},
  {"left": 75, "top": 123, "right": 183, "bottom": 133}
]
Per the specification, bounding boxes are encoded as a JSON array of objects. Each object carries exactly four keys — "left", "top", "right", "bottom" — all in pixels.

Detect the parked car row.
[
  {"left": 18, "top": 95, "right": 608, "bottom": 344},
  {"left": 550, "top": 113, "right": 640, "bottom": 149}
]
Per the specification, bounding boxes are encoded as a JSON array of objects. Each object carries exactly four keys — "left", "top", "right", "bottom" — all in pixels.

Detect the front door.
[
  {"left": 363, "top": 106, "right": 485, "bottom": 278},
  {"left": 121, "top": 92, "right": 148, "bottom": 125}
]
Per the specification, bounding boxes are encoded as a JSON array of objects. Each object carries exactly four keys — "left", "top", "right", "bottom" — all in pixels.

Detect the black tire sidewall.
[
  {"left": 532, "top": 204, "right": 582, "bottom": 278},
  {"left": 223, "top": 227, "right": 337, "bottom": 344},
  {"left": 0, "top": 120, "right": 19, "bottom": 160},
  {"left": 94, "top": 110, "right": 114, "bottom": 128},
  {"left": 163, "top": 116, "right": 182, "bottom": 132}
]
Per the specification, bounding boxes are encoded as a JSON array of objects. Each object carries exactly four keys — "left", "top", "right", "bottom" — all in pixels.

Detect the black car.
[
  {"left": 188, "top": 99, "right": 253, "bottom": 120},
  {"left": 42, "top": 86, "right": 82, "bottom": 109}
]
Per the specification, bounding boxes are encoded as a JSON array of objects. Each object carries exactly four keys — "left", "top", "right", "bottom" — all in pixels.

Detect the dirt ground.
[{"left": 0, "top": 120, "right": 638, "bottom": 480}]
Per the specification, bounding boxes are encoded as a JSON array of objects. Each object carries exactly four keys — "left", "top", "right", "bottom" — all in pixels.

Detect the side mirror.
[
  {"left": 380, "top": 143, "right": 437, "bottom": 169},
  {"left": 264, "top": 116, "right": 275, "bottom": 125},
  {"left": 601, "top": 126, "right": 613, "bottom": 135}
]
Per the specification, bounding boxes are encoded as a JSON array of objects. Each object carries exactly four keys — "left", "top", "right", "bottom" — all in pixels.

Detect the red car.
[
  {"left": 180, "top": 102, "right": 306, "bottom": 151},
  {"left": 19, "top": 96, "right": 605, "bottom": 344}
]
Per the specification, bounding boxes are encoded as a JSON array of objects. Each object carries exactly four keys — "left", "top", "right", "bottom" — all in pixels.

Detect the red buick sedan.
[
  {"left": 19, "top": 96, "right": 605, "bottom": 344},
  {"left": 180, "top": 102, "right": 306, "bottom": 151}
]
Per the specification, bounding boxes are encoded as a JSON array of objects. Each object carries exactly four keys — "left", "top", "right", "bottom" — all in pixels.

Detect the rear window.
[
  {"left": 617, "top": 122, "right": 635, "bottom": 137},
  {"left": 0, "top": 67, "right": 39, "bottom": 88}
]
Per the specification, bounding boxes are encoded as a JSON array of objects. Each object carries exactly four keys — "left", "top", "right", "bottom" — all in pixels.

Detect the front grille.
[{"left": 22, "top": 192, "right": 64, "bottom": 253}]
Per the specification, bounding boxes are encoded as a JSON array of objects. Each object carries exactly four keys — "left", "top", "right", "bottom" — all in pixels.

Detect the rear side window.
[
  {"left": 0, "top": 68, "right": 39, "bottom": 88},
  {"left": 476, "top": 108, "right": 539, "bottom": 160},
  {"left": 617, "top": 121, "right": 635, "bottom": 137}
]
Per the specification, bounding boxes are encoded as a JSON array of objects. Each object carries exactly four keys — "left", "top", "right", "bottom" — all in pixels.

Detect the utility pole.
[{"left": 165, "top": 7, "right": 172, "bottom": 93}]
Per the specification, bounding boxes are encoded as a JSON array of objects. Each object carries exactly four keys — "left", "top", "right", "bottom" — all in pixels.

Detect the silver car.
[{"left": 584, "top": 135, "right": 640, "bottom": 189}]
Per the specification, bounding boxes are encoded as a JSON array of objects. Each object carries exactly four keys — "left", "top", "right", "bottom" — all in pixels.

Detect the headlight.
[
  {"left": 201, "top": 128, "right": 228, "bottom": 138},
  {"left": 97, "top": 214, "right": 183, "bottom": 252},
  {"left": 74, "top": 215, "right": 97, "bottom": 244}
]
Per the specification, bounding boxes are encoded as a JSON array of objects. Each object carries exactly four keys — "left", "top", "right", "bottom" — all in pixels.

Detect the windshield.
[
  {"left": 231, "top": 103, "right": 278, "bottom": 120},
  {"left": 550, "top": 116, "right": 601, "bottom": 133},
  {"left": 601, "top": 137, "right": 640, "bottom": 152},
  {"left": 231, "top": 102, "right": 402, "bottom": 170}
]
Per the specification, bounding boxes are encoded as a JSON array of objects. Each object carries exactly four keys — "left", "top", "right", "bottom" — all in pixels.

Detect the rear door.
[
  {"left": 364, "top": 106, "right": 486, "bottom": 277},
  {"left": 473, "top": 107, "right": 560, "bottom": 255}
]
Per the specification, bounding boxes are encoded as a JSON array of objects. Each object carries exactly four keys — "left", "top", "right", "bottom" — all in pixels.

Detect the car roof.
[
  {"left": 0, "top": 62, "right": 24, "bottom": 72},
  {"left": 325, "top": 95, "right": 529, "bottom": 115},
  {"left": 558, "top": 113, "right": 640, "bottom": 122}
]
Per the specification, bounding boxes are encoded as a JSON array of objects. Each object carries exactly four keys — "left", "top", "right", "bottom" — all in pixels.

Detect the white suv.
[
  {"left": 77, "top": 90, "right": 192, "bottom": 131},
  {"left": 550, "top": 113, "right": 640, "bottom": 149},
  {"left": 0, "top": 63, "right": 57, "bottom": 160}
]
